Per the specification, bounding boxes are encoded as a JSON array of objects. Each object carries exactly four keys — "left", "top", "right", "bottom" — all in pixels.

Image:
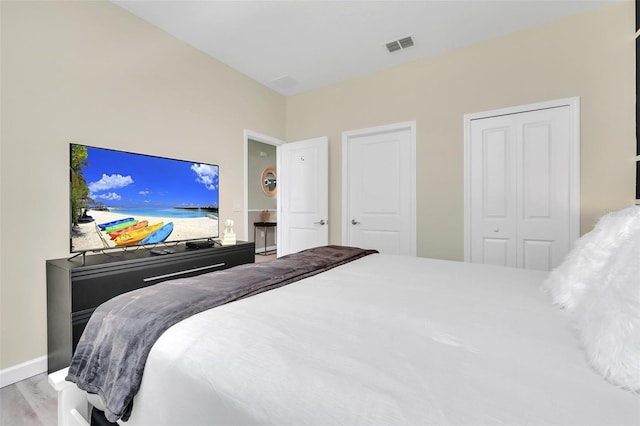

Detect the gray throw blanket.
[{"left": 66, "top": 245, "right": 377, "bottom": 422}]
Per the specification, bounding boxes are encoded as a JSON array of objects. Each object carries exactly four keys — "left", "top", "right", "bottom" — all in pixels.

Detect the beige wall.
[
  {"left": 0, "top": 1, "right": 285, "bottom": 370},
  {"left": 286, "top": 1, "right": 635, "bottom": 261}
]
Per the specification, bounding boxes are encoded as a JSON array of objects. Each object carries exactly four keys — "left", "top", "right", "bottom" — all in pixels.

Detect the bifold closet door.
[{"left": 469, "top": 106, "right": 572, "bottom": 271}]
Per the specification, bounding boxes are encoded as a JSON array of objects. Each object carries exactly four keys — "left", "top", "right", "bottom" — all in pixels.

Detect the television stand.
[{"left": 47, "top": 241, "right": 254, "bottom": 372}]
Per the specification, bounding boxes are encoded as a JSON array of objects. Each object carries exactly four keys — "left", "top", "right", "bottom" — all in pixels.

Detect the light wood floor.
[
  {"left": 1, "top": 254, "right": 277, "bottom": 425},
  {"left": 0, "top": 373, "right": 57, "bottom": 426},
  {"left": 254, "top": 252, "right": 276, "bottom": 263}
]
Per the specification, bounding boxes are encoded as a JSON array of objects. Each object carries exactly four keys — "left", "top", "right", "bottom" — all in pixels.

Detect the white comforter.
[{"left": 125, "top": 255, "right": 640, "bottom": 425}]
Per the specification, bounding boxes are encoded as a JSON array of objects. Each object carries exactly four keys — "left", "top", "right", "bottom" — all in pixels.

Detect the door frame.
[
  {"left": 341, "top": 121, "right": 417, "bottom": 254},
  {"left": 463, "top": 97, "right": 581, "bottom": 262},
  {"left": 243, "top": 129, "right": 284, "bottom": 243}
]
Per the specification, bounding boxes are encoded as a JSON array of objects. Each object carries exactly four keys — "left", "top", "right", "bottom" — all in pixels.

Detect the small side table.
[{"left": 253, "top": 222, "right": 277, "bottom": 255}]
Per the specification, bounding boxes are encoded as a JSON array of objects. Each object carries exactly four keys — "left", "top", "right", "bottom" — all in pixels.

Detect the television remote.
[
  {"left": 163, "top": 249, "right": 175, "bottom": 254},
  {"left": 150, "top": 249, "right": 167, "bottom": 255}
]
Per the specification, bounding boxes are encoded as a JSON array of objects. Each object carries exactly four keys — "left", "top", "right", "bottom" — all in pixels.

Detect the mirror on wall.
[{"left": 261, "top": 167, "right": 277, "bottom": 196}]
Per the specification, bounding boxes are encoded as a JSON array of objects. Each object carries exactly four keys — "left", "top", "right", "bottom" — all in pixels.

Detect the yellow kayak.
[{"left": 114, "top": 222, "right": 164, "bottom": 246}]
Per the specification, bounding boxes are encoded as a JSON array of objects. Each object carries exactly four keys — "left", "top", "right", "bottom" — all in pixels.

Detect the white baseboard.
[{"left": 0, "top": 355, "right": 47, "bottom": 388}]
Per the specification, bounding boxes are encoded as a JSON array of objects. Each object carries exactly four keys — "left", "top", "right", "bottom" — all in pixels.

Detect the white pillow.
[
  {"left": 543, "top": 206, "right": 640, "bottom": 311},
  {"left": 574, "top": 225, "right": 640, "bottom": 391}
]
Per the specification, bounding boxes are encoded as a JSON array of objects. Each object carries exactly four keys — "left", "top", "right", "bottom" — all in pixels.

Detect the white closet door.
[
  {"left": 467, "top": 104, "right": 575, "bottom": 271},
  {"left": 469, "top": 114, "right": 518, "bottom": 267},
  {"left": 516, "top": 107, "right": 572, "bottom": 270}
]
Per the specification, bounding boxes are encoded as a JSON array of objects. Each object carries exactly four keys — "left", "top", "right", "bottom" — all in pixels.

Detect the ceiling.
[{"left": 112, "top": 0, "right": 616, "bottom": 96}]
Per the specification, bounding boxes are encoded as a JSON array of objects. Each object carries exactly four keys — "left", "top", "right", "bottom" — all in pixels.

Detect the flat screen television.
[{"left": 70, "top": 143, "right": 219, "bottom": 253}]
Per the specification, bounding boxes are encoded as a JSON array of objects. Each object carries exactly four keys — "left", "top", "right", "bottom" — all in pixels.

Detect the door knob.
[
  {"left": 351, "top": 219, "right": 360, "bottom": 225},
  {"left": 314, "top": 219, "right": 326, "bottom": 226}
]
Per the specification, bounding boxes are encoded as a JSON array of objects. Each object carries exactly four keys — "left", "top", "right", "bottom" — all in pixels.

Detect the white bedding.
[{"left": 124, "top": 254, "right": 640, "bottom": 425}]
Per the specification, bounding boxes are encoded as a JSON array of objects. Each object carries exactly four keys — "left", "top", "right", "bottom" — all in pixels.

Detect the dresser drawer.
[{"left": 70, "top": 252, "right": 232, "bottom": 312}]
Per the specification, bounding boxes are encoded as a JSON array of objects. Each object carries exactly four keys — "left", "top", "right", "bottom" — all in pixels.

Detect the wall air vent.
[{"left": 385, "top": 35, "right": 414, "bottom": 53}]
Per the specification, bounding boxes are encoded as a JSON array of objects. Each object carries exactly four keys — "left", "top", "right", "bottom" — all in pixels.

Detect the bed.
[{"left": 50, "top": 207, "right": 640, "bottom": 426}]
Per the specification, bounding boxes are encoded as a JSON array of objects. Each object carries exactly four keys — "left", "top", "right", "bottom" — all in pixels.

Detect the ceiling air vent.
[
  {"left": 399, "top": 36, "right": 414, "bottom": 49},
  {"left": 385, "top": 35, "right": 414, "bottom": 53},
  {"left": 385, "top": 41, "right": 402, "bottom": 53},
  {"left": 270, "top": 75, "right": 298, "bottom": 90}
]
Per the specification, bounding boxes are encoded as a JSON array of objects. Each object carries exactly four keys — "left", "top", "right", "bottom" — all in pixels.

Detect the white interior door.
[
  {"left": 465, "top": 99, "right": 579, "bottom": 271},
  {"left": 277, "top": 137, "right": 329, "bottom": 257},
  {"left": 342, "top": 122, "right": 416, "bottom": 255}
]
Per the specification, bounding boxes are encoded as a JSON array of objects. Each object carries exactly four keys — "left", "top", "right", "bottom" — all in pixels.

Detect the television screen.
[{"left": 70, "top": 144, "right": 219, "bottom": 253}]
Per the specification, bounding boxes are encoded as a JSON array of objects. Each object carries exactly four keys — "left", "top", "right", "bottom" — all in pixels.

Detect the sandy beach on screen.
[{"left": 71, "top": 210, "right": 218, "bottom": 252}]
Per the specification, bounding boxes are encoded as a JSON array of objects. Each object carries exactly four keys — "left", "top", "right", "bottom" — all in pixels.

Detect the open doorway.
[{"left": 243, "top": 130, "right": 283, "bottom": 257}]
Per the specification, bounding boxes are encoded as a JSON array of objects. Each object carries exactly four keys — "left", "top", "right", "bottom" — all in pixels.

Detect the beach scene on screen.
[{"left": 70, "top": 145, "right": 219, "bottom": 252}]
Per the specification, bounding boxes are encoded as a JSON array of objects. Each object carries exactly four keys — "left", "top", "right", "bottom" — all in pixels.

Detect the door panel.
[
  {"left": 483, "top": 238, "right": 510, "bottom": 267},
  {"left": 470, "top": 115, "right": 517, "bottom": 267},
  {"left": 289, "top": 153, "right": 318, "bottom": 213},
  {"left": 522, "top": 123, "right": 551, "bottom": 218},
  {"left": 523, "top": 239, "right": 554, "bottom": 271},
  {"left": 287, "top": 227, "right": 324, "bottom": 255},
  {"left": 482, "top": 127, "right": 511, "bottom": 218},
  {"left": 358, "top": 229, "right": 402, "bottom": 254},
  {"left": 516, "top": 107, "right": 571, "bottom": 269},
  {"left": 344, "top": 123, "right": 415, "bottom": 255},
  {"left": 278, "top": 137, "right": 328, "bottom": 257}
]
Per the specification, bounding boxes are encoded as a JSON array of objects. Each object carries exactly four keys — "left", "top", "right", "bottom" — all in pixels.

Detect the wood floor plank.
[
  {"left": 16, "top": 374, "right": 57, "bottom": 426},
  {"left": 0, "top": 380, "right": 43, "bottom": 426}
]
